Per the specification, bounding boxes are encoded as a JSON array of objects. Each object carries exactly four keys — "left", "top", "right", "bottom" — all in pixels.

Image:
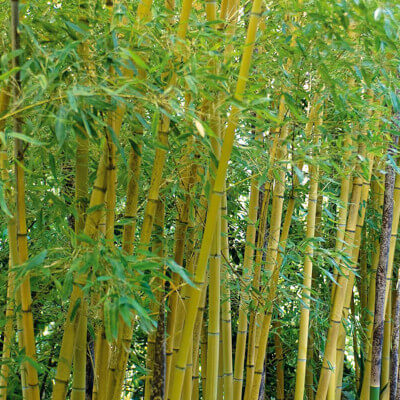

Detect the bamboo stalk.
[
  {"left": 0, "top": 87, "right": 14, "bottom": 400},
  {"left": 205, "top": 98, "right": 222, "bottom": 400},
  {"left": 380, "top": 291, "right": 392, "bottom": 400},
  {"left": 150, "top": 199, "right": 166, "bottom": 400},
  {"left": 294, "top": 124, "right": 320, "bottom": 400},
  {"left": 52, "top": 145, "right": 108, "bottom": 400},
  {"left": 71, "top": 4, "right": 93, "bottom": 396},
  {"left": 274, "top": 319, "right": 284, "bottom": 400},
  {"left": 370, "top": 140, "right": 397, "bottom": 400},
  {"left": 239, "top": 104, "right": 287, "bottom": 400},
  {"left": 220, "top": 194, "right": 233, "bottom": 399},
  {"left": 305, "top": 194, "right": 323, "bottom": 400},
  {"left": 201, "top": 311, "right": 208, "bottom": 397},
  {"left": 10, "top": 1, "right": 40, "bottom": 398},
  {"left": 391, "top": 277, "right": 400, "bottom": 400}
]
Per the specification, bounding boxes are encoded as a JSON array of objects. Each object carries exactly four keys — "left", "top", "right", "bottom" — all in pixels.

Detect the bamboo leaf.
[
  {"left": 120, "top": 48, "right": 148, "bottom": 70},
  {"left": 0, "top": 67, "right": 21, "bottom": 81},
  {"left": 166, "top": 259, "right": 194, "bottom": 287},
  {"left": 55, "top": 106, "right": 68, "bottom": 146},
  {"left": 7, "top": 131, "right": 45, "bottom": 146},
  {"left": 0, "top": 182, "right": 12, "bottom": 218}
]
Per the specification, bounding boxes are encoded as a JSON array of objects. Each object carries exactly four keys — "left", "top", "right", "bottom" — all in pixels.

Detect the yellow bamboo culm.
[
  {"left": 53, "top": 5, "right": 134, "bottom": 397},
  {"left": 234, "top": 91, "right": 287, "bottom": 400},
  {"left": 243, "top": 15, "right": 302, "bottom": 393},
  {"left": 0, "top": 88, "right": 17, "bottom": 400},
  {"left": 205, "top": 59, "right": 222, "bottom": 399},
  {"left": 10, "top": 1, "right": 41, "bottom": 398},
  {"left": 220, "top": 194, "right": 234, "bottom": 400},
  {"left": 294, "top": 114, "right": 320, "bottom": 400}
]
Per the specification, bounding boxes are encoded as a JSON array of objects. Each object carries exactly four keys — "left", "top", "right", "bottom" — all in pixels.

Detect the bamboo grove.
[{"left": 1, "top": 0, "right": 400, "bottom": 399}]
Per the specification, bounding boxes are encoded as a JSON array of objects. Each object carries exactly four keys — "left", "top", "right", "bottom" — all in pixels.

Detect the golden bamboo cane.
[
  {"left": 294, "top": 122, "right": 320, "bottom": 400},
  {"left": 0, "top": 87, "right": 13, "bottom": 400},
  {"left": 220, "top": 193, "right": 234, "bottom": 399},
  {"left": 10, "top": 1, "right": 40, "bottom": 398}
]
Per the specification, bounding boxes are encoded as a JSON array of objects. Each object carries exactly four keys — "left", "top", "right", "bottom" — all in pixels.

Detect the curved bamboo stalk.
[
  {"left": 52, "top": 146, "right": 108, "bottom": 400},
  {"left": 71, "top": 3, "right": 95, "bottom": 396}
]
